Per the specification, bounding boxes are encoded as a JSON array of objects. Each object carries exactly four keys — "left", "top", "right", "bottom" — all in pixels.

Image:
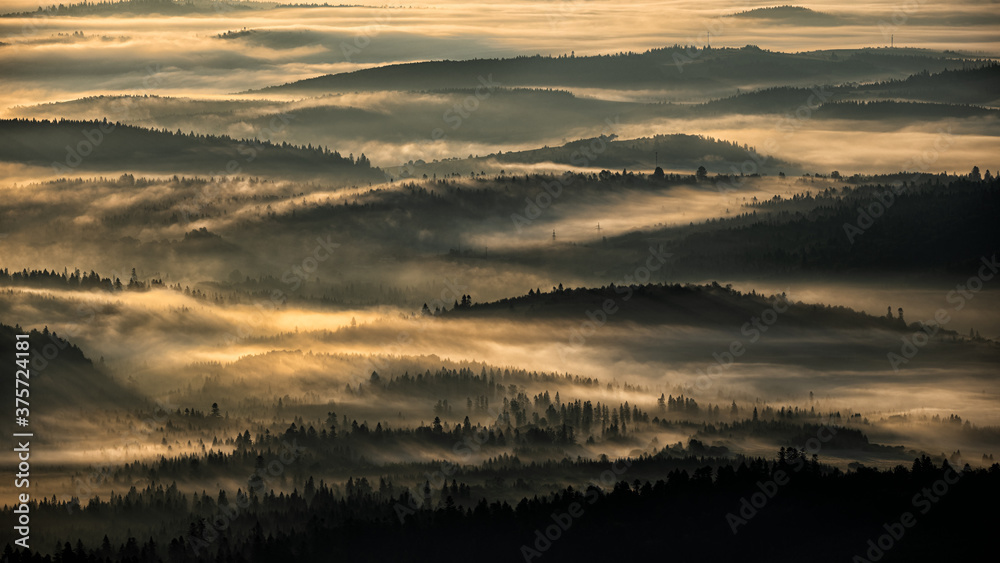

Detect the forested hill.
[
  {"left": 492, "top": 134, "right": 788, "bottom": 171},
  {"left": 441, "top": 282, "right": 934, "bottom": 334},
  {"left": 730, "top": 5, "right": 850, "bottom": 25},
  {"left": 630, "top": 177, "right": 999, "bottom": 278},
  {"left": 0, "top": 322, "right": 145, "bottom": 415},
  {"left": 0, "top": 119, "right": 383, "bottom": 180},
  {"left": 258, "top": 46, "right": 976, "bottom": 94},
  {"left": 398, "top": 133, "right": 797, "bottom": 176},
  {"left": 698, "top": 64, "right": 1000, "bottom": 112},
  {"left": 854, "top": 63, "right": 1000, "bottom": 106}
]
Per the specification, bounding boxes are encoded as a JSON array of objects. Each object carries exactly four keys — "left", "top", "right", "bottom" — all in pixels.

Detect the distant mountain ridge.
[
  {"left": 257, "top": 46, "right": 977, "bottom": 95},
  {"left": 700, "top": 64, "right": 1000, "bottom": 111},
  {"left": 730, "top": 5, "right": 852, "bottom": 25}
]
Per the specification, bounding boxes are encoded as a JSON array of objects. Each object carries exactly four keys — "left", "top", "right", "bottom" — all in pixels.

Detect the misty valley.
[{"left": 0, "top": 1, "right": 998, "bottom": 562}]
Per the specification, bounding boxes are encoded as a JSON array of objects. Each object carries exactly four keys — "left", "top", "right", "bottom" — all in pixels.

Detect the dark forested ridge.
[
  {"left": 257, "top": 46, "right": 978, "bottom": 94},
  {"left": 657, "top": 176, "right": 1000, "bottom": 277},
  {"left": 493, "top": 173, "right": 999, "bottom": 281},
  {"left": 0, "top": 323, "right": 143, "bottom": 415},
  {"left": 730, "top": 5, "right": 852, "bottom": 25},
  {"left": 2, "top": 456, "right": 995, "bottom": 562},
  {"left": 697, "top": 64, "right": 1000, "bottom": 113},
  {"left": 851, "top": 63, "right": 1000, "bottom": 105},
  {"left": 442, "top": 281, "right": 933, "bottom": 334},
  {"left": 420, "top": 133, "right": 797, "bottom": 176},
  {"left": 0, "top": 119, "right": 381, "bottom": 181}
]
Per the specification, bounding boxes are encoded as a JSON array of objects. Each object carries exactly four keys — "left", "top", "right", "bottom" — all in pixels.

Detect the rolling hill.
[
  {"left": 257, "top": 46, "right": 978, "bottom": 97},
  {"left": 0, "top": 118, "right": 383, "bottom": 180}
]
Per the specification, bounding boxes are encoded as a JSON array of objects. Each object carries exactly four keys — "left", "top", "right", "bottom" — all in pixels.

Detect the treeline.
[
  {"left": 0, "top": 267, "right": 161, "bottom": 292},
  {"left": 0, "top": 259, "right": 432, "bottom": 308},
  {"left": 732, "top": 5, "right": 829, "bottom": 18},
  {"left": 856, "top": 62, "right": 1000, "bottom": 105},
  {"left": 0, "top": 119, "right": 378, "bottom": 179},
  {"left": 477, "top": 133, "right": 790, "bottom": 174},
  {"left": 112, "top": 405, "right": 883, "bottom": 494},
  {"left": 1, "top": 0, "right": 266, "bottom": 17},
  {"left": 599, "top": 175, "right": 998, "bottom": 278},
  {"left": 814, "top": 100, "right": 999, "bottom": 120},
  {"left": 671, "top": 176, "right": 998, "bottom": 276},
  {"left": 3, "top": 455, "right": 996, "bottom": 562},
  {"left": 263, "top": 44, "right": 973, "bottom": 94},
  {"left": 0, "top": 118, "right": 369, "bottom": 165},
  {"left": 0, "top": 323, "right": 144, "bottom": 411},
  {"left": 445, "top": 280, "right": 912, "bottom": 334},
  {"left": 698, "top": 64, "right": 999, "bottom": 113},
  {"left": 0, "top": 264, "right": 225, "bottom": 301}
]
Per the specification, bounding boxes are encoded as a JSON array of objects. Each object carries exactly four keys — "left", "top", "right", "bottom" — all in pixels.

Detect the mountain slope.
[
  {"left": 0, "top": 118, "right": 382, "bottom": 180},
  {"left": 388, "top": 133, "right": 798, "bottom": 176},
  {"left": 258, "top": 46, "right": 976, "bottom": 96},
  {"left": 0, "top": 322, "right": 145, "bottom": 416}
]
